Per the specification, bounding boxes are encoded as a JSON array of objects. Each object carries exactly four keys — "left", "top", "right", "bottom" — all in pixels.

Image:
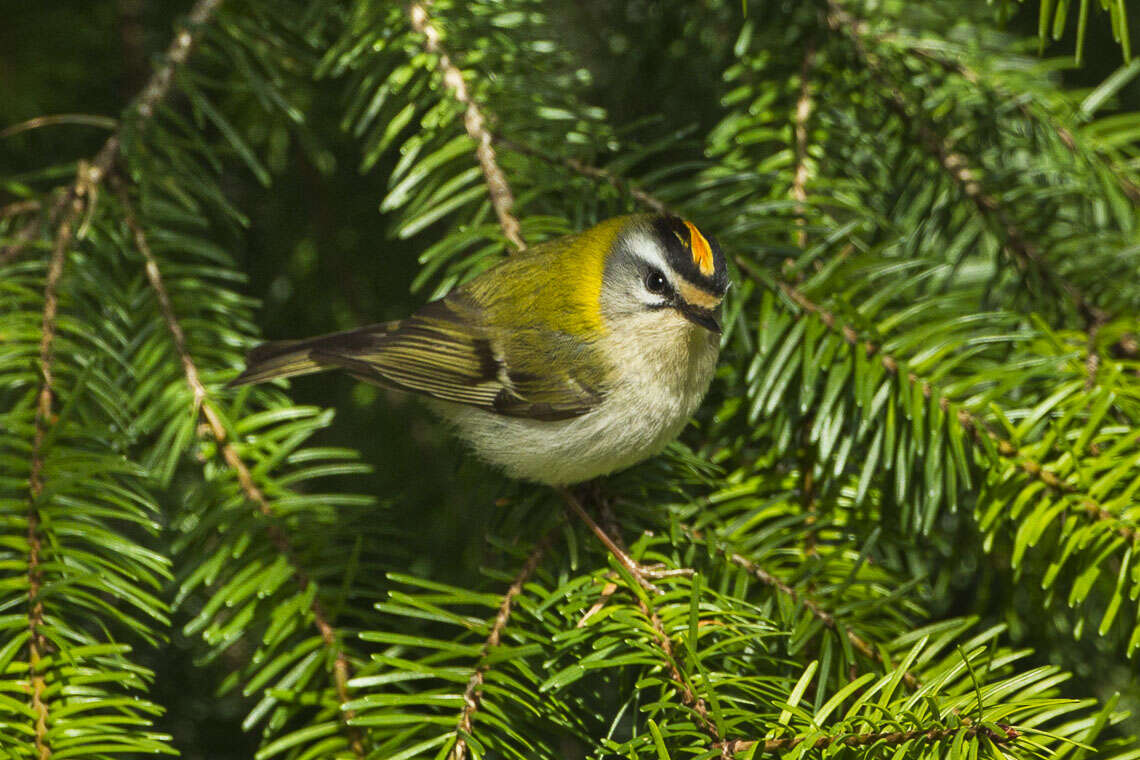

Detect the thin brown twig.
[
  {"left": 1, "top": 200, "right": 41, "bottom": 219},
  {"left": 452, "top": 534, "right": 551, "bottom": 760},
  {"left": 0, "top": 0, "right": 224, "bottom": 265},
  {"left": 24, "top": 174, "right": 84, "bottom": 760},
  {"left": 116, "top": 182, "right": 365, "bottom": 757},
  {"left": 559, "top": 488, "right": 691, "bottom": 595},
  {"left": 0, "top": 114, "right": 118, "bottom": 139},
  {"left": 718, "top": 721, "right": 1019, "bottom": 754},
  {"left": 408, "top": 2, "right": 526, "bottom": 252},
  {"left": 792, "top": 40, "right": 816, "bottom": 251},
  {"left": 495, "top": 137, "right": 673, "bottom": 215}
]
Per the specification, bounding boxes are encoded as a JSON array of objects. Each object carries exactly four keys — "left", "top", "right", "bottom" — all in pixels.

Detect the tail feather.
[{"left": 228, "top": 322, "right": 397, "bottom": 387}]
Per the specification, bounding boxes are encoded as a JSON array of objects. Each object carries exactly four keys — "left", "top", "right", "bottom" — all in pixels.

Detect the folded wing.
[{"left": 230, "top": 295, "right": 606, "bottom": 422}]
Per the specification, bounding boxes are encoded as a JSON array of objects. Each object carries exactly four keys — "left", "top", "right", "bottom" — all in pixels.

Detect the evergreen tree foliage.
[{"left": 2, "top": 1, "right": 1140, "bottom": 758}]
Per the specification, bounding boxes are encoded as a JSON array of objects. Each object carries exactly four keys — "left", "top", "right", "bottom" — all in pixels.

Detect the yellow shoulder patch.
[{"left": 683, "top": 220, "right": 714, "bottom": 276}]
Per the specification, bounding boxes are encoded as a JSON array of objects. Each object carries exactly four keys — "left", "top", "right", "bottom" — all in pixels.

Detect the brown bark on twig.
[
  {"left": 679, "top": 523, "right": 920, "bottom": 691},
  {"left": 570, "top": 493, "right": 732, "bottom": 757},
  {"left": 792, "top": 41, "right": 816, "bottom": 251},
  {"left": 408, "top": 2, "right": 526, "bottom": 252}
]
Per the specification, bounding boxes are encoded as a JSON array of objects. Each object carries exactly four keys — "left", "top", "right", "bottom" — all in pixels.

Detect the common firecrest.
[{"left": 231, "top": 214, "right": 730, "bottom": 485}]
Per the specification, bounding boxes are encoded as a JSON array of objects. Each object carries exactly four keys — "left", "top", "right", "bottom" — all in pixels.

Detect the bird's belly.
[{"left": 439, "top": 329, "right": 719, "bottom": 485}]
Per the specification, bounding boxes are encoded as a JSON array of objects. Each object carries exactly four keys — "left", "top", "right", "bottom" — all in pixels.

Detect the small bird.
[{"left": 231, "top": 214, "right": 729, "bottom": 485}]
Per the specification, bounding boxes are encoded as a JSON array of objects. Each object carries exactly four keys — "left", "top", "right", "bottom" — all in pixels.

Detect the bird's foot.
[{"left": 559, "top": 486, "right": 693, "bottom": 595}]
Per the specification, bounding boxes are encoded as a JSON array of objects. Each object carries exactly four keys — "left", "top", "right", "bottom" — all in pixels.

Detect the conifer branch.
[
  {"left": 718, "top": 720, "right": 1019, "bottom": 754},
  {"left": 0, "top": 0, "right": 223, "bottom": 264},
  {"left": 452, "top": 534, "right": 550, "bottom": 760},
  {"left": 23, "top": 169, "right": 84, "bottom": 760},
  {"left": 640, "top": 594, "right": 731, "bottom": 758},
  {"left": 116, "top": 182, "right": 365, "bottom": 758},
  {"left": 761, "top": 268, "right": 1139, "bottom": 541},
  {"left": 825, "top": 1, "right": 1106, "bottom": 327},
  {"left": 408, "top": 2, "right": 526, "bottom": 252}
]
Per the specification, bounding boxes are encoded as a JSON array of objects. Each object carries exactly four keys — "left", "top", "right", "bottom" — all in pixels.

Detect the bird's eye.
[{"left": 645, "top": 270, "right": 668, "bottom": 295}]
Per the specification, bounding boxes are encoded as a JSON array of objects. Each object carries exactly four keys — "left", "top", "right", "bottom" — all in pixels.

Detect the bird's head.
[{"left": 598, "top": 214, "right": 729, "bottom": 335}]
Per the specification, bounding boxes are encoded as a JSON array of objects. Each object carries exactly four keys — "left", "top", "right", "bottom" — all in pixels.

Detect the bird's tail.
[{"left": 228, "top": 322, "right": 397, "bottom": 387}]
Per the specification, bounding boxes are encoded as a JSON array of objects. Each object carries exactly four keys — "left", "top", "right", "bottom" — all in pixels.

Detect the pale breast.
[{"left": 439, "top": 313, "right": 720, "bottom": 485}]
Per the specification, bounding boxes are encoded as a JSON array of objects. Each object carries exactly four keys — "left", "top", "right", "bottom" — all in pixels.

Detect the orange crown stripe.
[{"left": 683, "top": 220, "right": 714, "bottom": 276}]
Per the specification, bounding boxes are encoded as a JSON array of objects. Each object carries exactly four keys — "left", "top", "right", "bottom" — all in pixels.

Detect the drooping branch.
[
  {"left": 15, "top": 8, "right": 229, "bottom": 753},
  {"left": 408, "top": 2, "right": 526, "bottom": 252},
  {"left": 1, "top": 0, "right": 225, "bottom": 265},
  {"left": 451, "top": 533, "right": 551, "bottom": 760},
  {"left": 117, "top": 182, "right": 365, "bottom": 757}
]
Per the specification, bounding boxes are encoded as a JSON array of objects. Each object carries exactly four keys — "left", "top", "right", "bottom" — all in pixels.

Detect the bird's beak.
[{"left": 678, "top": 303, "right": 722, "bottom": 334}]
